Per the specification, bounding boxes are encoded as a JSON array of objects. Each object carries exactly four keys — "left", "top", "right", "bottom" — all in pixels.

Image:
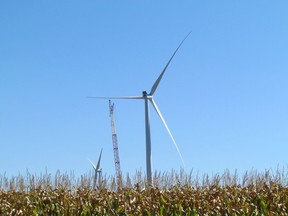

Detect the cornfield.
[{"left": 1, "top": 169, "right": 288, "bottom": 215}]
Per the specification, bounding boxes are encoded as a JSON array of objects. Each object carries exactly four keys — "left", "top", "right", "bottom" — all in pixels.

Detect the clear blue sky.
[{"left": 1, "top": 1, "right": 288, "bottom": 178}]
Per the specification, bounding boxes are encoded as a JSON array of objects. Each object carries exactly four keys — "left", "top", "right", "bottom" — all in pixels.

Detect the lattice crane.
[{"left": 109, "top": 100, "right": 122, "bottom": 187}]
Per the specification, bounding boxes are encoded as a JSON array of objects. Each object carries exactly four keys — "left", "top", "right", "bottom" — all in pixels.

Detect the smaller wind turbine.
[{"left": 89, "top": 148, "right": 103, "bottom": 188}]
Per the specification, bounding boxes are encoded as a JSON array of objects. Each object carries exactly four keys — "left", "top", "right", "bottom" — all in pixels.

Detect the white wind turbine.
[
  {"left": 89, "top": 33, "right": 190, "bottom": 184},
  {"left": 89, "top": 148, "right": 103, "bottom": 188}
]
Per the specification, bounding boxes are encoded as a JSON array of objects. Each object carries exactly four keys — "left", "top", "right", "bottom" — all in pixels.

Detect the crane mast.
[{"left": 109, "top": 100, "right": 122, "bottom": 187}]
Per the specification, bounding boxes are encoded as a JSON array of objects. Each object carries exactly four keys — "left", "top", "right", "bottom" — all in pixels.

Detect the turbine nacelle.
[{"left": 142, "top": 91, "right": 152, "bottom": 98}]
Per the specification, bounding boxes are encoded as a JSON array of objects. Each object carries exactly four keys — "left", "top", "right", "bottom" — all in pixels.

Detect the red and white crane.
[{"left": 109, "top": 100, "right": 122, "bottom": 187}]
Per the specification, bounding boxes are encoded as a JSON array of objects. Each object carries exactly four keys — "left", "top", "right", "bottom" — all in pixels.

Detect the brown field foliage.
[{"left": 1, "top": 169, "right": 288, "bottom": 215}]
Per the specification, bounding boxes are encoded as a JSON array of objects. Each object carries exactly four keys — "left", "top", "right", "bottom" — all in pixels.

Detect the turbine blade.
[
  {"left": 88, "top": 159, "right": 97, "bottom": 171},
  {"left": 96, "top": 148, "right": 103, "bottom": 171},
  {"left": 87, "top": 96, "right": 143, "bottom": 99},
  {"left": 149, "top": 99, "right": 185, "bottom": 166},
  {"left": 149, "top": 32, "right": 191, "bottom": 95}
]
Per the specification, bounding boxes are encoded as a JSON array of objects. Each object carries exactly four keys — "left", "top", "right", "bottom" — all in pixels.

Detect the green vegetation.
[{"left": 1, "top": 169, "right": 288, "bottom": 215}]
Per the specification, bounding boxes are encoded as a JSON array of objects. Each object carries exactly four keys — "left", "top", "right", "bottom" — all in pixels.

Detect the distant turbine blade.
[
  {"left": 96, "top": 148, "right": 103, "bottom": 171},
  {"left": 87, "top": 96, "right": 143, "bottom": 99},
  {"left": 149, "top": 98, "right": 185, "bottom": 166},
  {"left": 89, "top": 159, "right": 97, "bottom": 171},
  {"left": 149, "top": 32, "right": 191, "bottom": 95}
]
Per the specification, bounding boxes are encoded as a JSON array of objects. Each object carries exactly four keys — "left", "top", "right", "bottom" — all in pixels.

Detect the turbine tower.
[
  {"left": 89, "top": 33, "right": 190, "bottom": 184},
  {"left": 109, "top": 100, "right": 122, "bottom": 187}
]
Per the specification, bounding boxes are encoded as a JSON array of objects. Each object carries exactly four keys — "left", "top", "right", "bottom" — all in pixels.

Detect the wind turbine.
[
  {"left": 89, "top": 148, "right": 103, "bottom": 188},
  {"left": 89, "top": 33, "right": 190, "bottom": 184}
]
